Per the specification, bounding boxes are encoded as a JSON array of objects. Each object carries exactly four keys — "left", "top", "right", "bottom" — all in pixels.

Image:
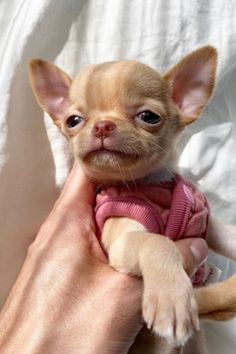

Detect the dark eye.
[
  {"left": 66, "top": 115, "right": 83, "bottom": 128},
  {"left": 137, "top": 111, "right": 162, "bottom": 125}
]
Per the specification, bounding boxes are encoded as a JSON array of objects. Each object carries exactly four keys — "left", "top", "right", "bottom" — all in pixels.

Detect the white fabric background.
[{"left": 0, "top": 1, "right": 235, "bottom": 353}]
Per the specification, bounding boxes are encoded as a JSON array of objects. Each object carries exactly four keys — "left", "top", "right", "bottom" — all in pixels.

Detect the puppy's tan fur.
[{"left": 29, "top": 47, "right": 236, "bottom": 353}]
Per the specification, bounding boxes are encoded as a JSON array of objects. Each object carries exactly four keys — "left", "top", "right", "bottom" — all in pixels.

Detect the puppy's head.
[{"left": 29, "top": 47, "right": 217, "bottom": 183}]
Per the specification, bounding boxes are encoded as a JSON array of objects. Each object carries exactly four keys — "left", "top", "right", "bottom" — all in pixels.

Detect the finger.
[
  {"left": 59, "top": 162, "right": 96, "bottom": 205},
  {"left": 175, "top": 238, "right": 208, "bottom": 277}
]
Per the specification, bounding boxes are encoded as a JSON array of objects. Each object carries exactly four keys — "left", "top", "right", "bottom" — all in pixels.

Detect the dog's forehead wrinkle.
[{"left": 69, "top": 60, "right": 167, "bottom": 111}]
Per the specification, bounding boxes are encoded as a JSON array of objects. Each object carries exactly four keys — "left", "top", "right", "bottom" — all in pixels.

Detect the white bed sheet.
[{"left": 0, "top": 1, "right": 235, "bottom": 352}]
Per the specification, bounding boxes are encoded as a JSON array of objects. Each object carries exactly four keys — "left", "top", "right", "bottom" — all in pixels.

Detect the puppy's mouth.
[
  {"left": 79, "top": 146, "right": 155, "bottom": 182},
  {"left": 83, "top": 147, "right": 142, "bottom": 170},
  {"left": 83, "top": 147, "right": 141, "bottom": 163}
]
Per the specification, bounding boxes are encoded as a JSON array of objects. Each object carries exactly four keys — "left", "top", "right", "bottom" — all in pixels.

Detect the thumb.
[
  {"left": 175, "top": 238, "right": 208, "bottom": 277},
  {"left": 60, "top": 162, "right": 96, "bottom": 206}
]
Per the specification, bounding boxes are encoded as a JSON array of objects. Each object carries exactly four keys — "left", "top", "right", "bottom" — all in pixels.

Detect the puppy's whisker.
[
  {"left": 163, "top": 166, "right": 177, "bottom": 181},
  {"left": 117, "top": 159, "right": 126, "bottom": 184},
  {"left": 151, "top": 141, "right": 169, "bottom": 155},
  {"left": 95, "top": 184, "right": 102, "bottom": 193}
]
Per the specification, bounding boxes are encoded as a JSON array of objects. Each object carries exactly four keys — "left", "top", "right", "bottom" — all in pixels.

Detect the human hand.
[{"left": 0, "top": 164, "right": 208, "bottom": 354}]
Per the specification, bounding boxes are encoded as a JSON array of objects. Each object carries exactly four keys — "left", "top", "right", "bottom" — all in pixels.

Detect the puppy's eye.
[
  {"left": 137, "top": 111, "right": 162, "bottom": 125},
  {"left": 66, "top": 115, "right": 83, "bottom": 128}
]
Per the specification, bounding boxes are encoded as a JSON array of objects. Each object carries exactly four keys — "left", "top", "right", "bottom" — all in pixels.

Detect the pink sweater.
[{"left": 95, "top": 175, "right": 209, "bottom": 286}]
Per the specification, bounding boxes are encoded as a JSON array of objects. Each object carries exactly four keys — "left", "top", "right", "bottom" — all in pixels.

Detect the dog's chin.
[{"left": 78, "top": 149, "right": 152, "bottom": 183}]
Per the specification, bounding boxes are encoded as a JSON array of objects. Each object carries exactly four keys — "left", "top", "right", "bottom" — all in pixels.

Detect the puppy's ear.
[
  {"left": 163, "top": 46, "right": 217, "bottom": 124},
  {"left": 28, "top": 59, "right": 72, "bottom": 126}
]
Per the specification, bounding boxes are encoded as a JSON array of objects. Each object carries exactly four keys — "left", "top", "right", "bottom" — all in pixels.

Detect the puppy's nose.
[{"left": 93, "top": 120, "right": 116, "bottom": 138}]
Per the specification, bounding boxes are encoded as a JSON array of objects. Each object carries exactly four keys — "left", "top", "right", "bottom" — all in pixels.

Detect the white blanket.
[{"left": 0, "top": 1, "right": 235, "bottom": 352}]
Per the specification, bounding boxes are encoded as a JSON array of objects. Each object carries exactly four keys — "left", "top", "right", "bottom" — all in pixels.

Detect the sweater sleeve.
[{"left": 183, "top": 183, "right": 209, "bottom": 240}]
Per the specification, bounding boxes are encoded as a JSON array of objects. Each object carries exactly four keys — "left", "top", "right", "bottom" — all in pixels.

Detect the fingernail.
[{"left": 190, "top": 245, "right": 208, "bottom": 266}]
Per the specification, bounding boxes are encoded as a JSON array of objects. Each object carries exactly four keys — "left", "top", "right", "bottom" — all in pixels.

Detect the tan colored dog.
[{"left": 29, "top": 47, "right": 236, "bottom": 353}]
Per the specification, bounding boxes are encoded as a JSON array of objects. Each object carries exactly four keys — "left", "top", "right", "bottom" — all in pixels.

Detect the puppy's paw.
[{"left": 143, "top": 270, "right": 199, "bottom": 347}]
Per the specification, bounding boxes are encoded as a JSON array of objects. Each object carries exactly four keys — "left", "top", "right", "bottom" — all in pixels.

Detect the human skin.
[{"left": 0, "top": 164, "right": 208, "bottom": 354}]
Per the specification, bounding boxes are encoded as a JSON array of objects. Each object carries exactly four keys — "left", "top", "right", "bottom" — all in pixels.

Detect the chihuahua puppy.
[{"left": 29, "top": 47, "right": 236, "bottom": 353}]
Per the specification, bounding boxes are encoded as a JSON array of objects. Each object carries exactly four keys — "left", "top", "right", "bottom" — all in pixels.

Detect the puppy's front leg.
[{"left": 102, "top": 217, "right": 198, "bottom": 346}]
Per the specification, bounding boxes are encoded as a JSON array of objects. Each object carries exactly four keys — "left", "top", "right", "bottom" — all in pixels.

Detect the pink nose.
[{"left": 93, "top": 120, "right": 116, "bottom": 138}]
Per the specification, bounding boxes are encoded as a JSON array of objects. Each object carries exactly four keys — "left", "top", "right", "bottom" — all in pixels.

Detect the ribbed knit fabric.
[{"left": 95, "top": 174, "right": 209, "bottom": 286}]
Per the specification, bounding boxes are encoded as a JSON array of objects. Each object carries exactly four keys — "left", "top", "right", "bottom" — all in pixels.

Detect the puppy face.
[
  {"left": 29, "top": 47, "right": 217, "bottom": 183},
  {"left": 63, "top": 61, "right": 183, "bottom": 182}
]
